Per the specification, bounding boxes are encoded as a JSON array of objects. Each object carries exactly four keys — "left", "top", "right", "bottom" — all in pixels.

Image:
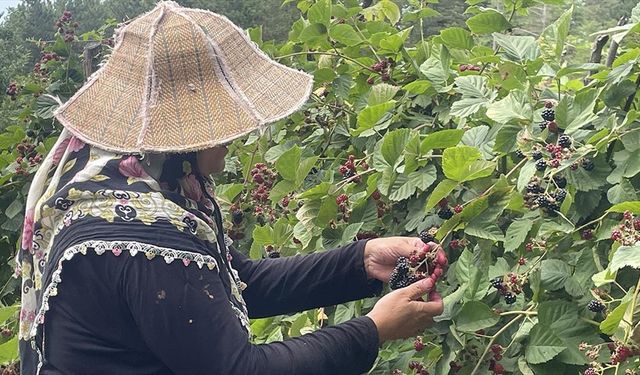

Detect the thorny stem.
[
  {"left": 469, "top": 306, "right": 533, "bottom": 375},
  {"left": 276, "top": 51, "right": 373, "bottom": 72}
]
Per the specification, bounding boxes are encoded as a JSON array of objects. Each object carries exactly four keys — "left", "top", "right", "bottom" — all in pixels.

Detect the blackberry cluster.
[
  {"left": 338, "top": 154, "right": 367, "bottom": 182},
  {"left": 610, "top": 210, "right": 640, "bottom": 246},
  {"left": 369, "top": 58, "right": 393, "bottom": 83},
  {"left": 459, "top": 64, "right": 481, "bottom": 72},
  {"left": 389, "top": 242, "right": 448, "bottom": 290},
  {"left": 34, "top": 52, "right": 61, "bottom": 77},
  {"left": 587, "top": 300, "right": 605, "bottom": 313},
  {"left": 336, "top": 193, "right": 352, "bottom": 221},
  {"left": 523, "top": 177, "right": 566, "bottom": 216},
  {"left": 250, "top": 163, "right": 279, "bottom": 224},
  {"left": 5, "top": 82, "right": 18, "bottom": 100},
  {"left": 490, "top": 273, "right": 523, "bottom": 305},
  {"left": 408, "top": 360, "right": 429, "bottom": 375},
  {"left": 435, "top": 198, "right": 460, "bottom": 220},
  {"left": 54, "top": 10, "right": 78, "bottom": 42},
  {"left": 14, "top": 141, "right": 38, "bottom": 176}
]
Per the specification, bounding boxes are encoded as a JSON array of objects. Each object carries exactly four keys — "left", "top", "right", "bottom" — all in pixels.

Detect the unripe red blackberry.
[
  {"left": 544, "top": 101, "right": 554, "bottom": 108},
  {"left": 492, "top": 363, "right": 504, "bottom": 374},
  {"left": 518, "top": 257, "right": 526, "bottom": 265},
  {"left": 366, "top": 77, "right": 374, "bottom": 85},
  {"left": 381, "top": 73, "right": 390, "bottom": 82},
  {"left": 453, "top": 204, "right": 463, "bottom": 214},
  {"left": 583, "top": 368, "right": 596, "bottom": 375},
  {"left": 372, "top": 190, "right": 381, "bottom": 200},
  {"left": 547, "top": 121, "right": 558, "bottom": 133},
  {"left": 413, "top": 336, "right": 424, "bottom": 351}
]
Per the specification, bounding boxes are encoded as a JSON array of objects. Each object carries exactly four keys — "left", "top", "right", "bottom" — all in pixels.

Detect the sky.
[{"left": 0, "top": 0, "right": 21, "bottom": 19}]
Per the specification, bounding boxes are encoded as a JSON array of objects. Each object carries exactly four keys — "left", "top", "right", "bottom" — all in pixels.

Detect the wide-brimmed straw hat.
[{"left": 53, "top": 1, "right": 313, "bottom": 153}]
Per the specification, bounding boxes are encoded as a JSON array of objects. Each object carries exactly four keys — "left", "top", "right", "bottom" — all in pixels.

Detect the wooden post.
[{"left": 82, "top": 41, "right": 102, "bottom": 81}]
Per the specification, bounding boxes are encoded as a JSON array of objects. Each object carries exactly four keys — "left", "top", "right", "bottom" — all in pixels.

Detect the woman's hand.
[
  {"left": 363, "top": 237, "right": 442, "bottom": 282},
  {"left": 366, "top": 278, "right": 444, "bottom": 343}
]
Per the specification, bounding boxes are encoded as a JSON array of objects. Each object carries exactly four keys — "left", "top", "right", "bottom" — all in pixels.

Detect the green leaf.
[
  {"left": 455, "top": 301, "right": 499, "bottom": 332},
  {"left": 368, "top": 83, "right": 399, "bottom": 106},
  {"left": 307, "top": 0, "right": 331, "bottom": 26},
  {"left": 379, "top": 128, "right": 413, "bottom": 169},
  {"left": 329, "top": 24, "right": 361, "bottom": 46},
  {"left": 442, "top": 146, "right": 494, "bottom": 182},
  {"left": 35, "top": 95, "right": 60, "bottom": 119},
  {"left": 608, "top": 201, "right": 640, "bottom": 214},
  {"left": 4, "top": 199, "right": 23, "bottom": 219},
  {"left": 450, "top": 75, "right": 495, "bottom": 118},
  {"left": 465, "top": 222, "right": 504, "bottom": 241},
  {"left": 493, "top": 124, "right": 521, "bottom": 154},
  {"left": 298, "top": 182, "right": 331, "bottom": 199},
  {"left": 296, "top": 156, "right": 319, "bottom": 186},
  {"left": 609, "top": 245, "right": 640, "bottom": 272},
  {"left": 379, "top": 0, "right": 401, "bottom": 25},
  {"left": 525, "top": 324, "right": 566, "bottom": 364},
  {"left": 0, "top": 306, "right": 18, "bottom": 325},
  {"left": 0, "top": 336, "right": 18, "bottom": 364},
  {"left": 440, "top": 27, "right": 474, "bottom": 50},
  {"left": 420, "top": 129, "right": 464, "bottom": 151},
  {"left": 486, "top": 90, "right": 532, "bottom": 124},
  {"left": 403, "top": 80, "right": 431, "bottom": 94},
  {"left": 299, "top": 23, "right": 328, "bottom": 44},
  {"left": 539, "top": 6, "right": 573, "bottom": 59},
  {"left": 557, "top": 88, "right": 599, "bottom": 134},
  {"left": 540, "top": 259, "right": 571, "bottom": 291},
  {"left": 504, "top": 219, "right": 533, "bottom": 252},
  {"left": 419, "top": 57, "right": 448, "bottom": 88},
  {"left": 466, "top": 10, "right": 511, "bottom": 34},
  {"left": 355, "top": 101, "right": 395, "bottom": 134},
  {"left": 388, "top": 166, "right": 437, "bottom": 201},
  {"left": 425, "top": 179, "right": 458, "bottom": 210},
  {"left": 275, "top": 146, "right": 301, "bottom": 181},
  {"left": 599, "top": 300, "right": 630, "bottom": 335},
  {"left": 493, "top": 33, "right": 540, "bottom": 62}
]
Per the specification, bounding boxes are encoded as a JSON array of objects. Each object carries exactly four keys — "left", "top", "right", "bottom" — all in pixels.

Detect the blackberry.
[
  {"left": 396, "top": 257, "right": 410, "bottom": 274},
  {"left": 558, "top": 135, "right": 572, "bottom": 148},
  {"left": 490, "top": 277, "right": 503, "bottom": 289},
  {"left": 419, "top": 229, "right": 435, "bottom": 244},
  {"left": 515, "top": 150, "right": 525, "bottom": 159},
  {"left": 504, "top": 293, "right": 516, "bottom": 304},
  {"left": 531, "top": 150, "right": 543, "bottom": 160},
  {"left": 526, "top": 181, "right": 543, "bottom": 194},
  {"left": 438, "top": 207, "right": 454, "bottom": 220},
  {"left": 268, "top": 251, "right": 281, "bottom": 259},
  {"left": 554, "top": 189, "right": 567, "bottom": 203},
  {"left": 581, "top": 158, "right": 595, "bottom": 171},
  {"left": 232, "top": 210, "right": 244, "bottom": 224},
  {"left": 584, "top": 368, "right": 596, "bottom": 375},
  {"left": 389, "top": 270, "right": 409, "bottom": 289},
  {"left": 535, "top": 159, "right": 547, "bottom": 171},
  {"left": 535, "top": 195, "right": 548, "bottom": 207},
  {"left": 539, "top": 121, "right": 547, "bottom": 130},
  {"left": 541, "top": 108, "right": 555, "bottom": 121},
  {"left": 587, "top": 300, "right": 605, "bottom": 313},
  {"left": 552, "top": 174, "right": 567, "bottom": 188}
]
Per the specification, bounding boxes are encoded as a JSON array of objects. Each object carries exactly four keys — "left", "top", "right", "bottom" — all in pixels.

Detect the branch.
[
  {"left": 623, "top": 73, "right": 640, "bottom": 112},
  {"left": 584, "top": 35, "right": 609, "bottom": 84},
  {"left": 605, "top": 16, "right": 629, "bottom": 68}
]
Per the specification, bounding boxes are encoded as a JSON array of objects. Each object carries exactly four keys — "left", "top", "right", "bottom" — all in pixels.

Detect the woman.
[{"left": 18, "top": 2, "right": 444, "bottom": 374}]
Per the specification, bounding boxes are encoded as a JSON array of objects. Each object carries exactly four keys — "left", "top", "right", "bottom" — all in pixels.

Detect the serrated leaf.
[
  {"left": 355, "top": 101, "right": 395, "bottom": 134},
  {"left": 455, "top": 301, "right": 499, "bottom": 332},
  {"left": 425, "top": 179, "right": 458, "bottom": 210},
  {"left": 466, "top": 10, "right": 511, "bottom": 34},
  {"left": 493, "top": 33, "right": 540, "bottom": 62},
  {"left": 465, "top": 222, "right": 504, "bottom": 241},
  {"left": 419, "top": 57, "right": 448, "bottom": 88},
  {"left": 540, "top": 259, "right": 571, "bottom": 291},
  {"left": 368, "top": 83, "right": 400, "bottom": 106},
  {"left": 599, "top": 299, "right": 630, "bottom": 335},
  {"left": 420, "top": 129, "right": 464, "bottom": 152},
  {"left": 329, "top": 24, "right": 361, "bottom": 46},
  {"left": 525, "top": 324, "right": 566, "bottom": 364},
  {"left": 379, "top": 0, "right": 401, "bottom": 25},
  {"left": 504, "top": 219, "right": 533, "bottom": 252},
  {"left": 307, "top": 0, "right": 331, "bottom": 26},
  {"left": 275, "top": 146, "right": 301, "bottom": 181},
  {"left": 440, "top": 27, "right": 474, "bottom": 50},
  {"left": 486, "top": 90, "right": 532, "bottom": 124},
  {"left": 556, "top": 88, "right": 599, "bottom": 134},
  {"left": 388, "top": 165, "right": 437, "bottom": 201},
  {"left": 493, "top": 124, "right": 521, "bottom": 154},
  {"left": 442, "top": 146, "right": 494, "bottom": 182},
  {"left": 402, "top": 80, "right": 431, "bottom": 94},
  {"left": 380, "top": 128, "right": 413, "bottom": 169},
  {"left": 539, "top": 6, "right": 573, "bottom": 59},
  {"left": 609, "top": 245, "right": 640, "bottom": 272},
  {"left": 608, "top": 201, "right": 640, "bottom": 214}
]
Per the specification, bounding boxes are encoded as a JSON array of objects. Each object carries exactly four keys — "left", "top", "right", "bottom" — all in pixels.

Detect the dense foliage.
[{"left": 2, "top": 0, "right": 640, "bottom": 374}]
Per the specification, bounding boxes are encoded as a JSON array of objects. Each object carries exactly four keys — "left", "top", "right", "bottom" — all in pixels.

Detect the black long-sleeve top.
[{"left": 38, "top": 239, "right": 383, "bottom": 374}]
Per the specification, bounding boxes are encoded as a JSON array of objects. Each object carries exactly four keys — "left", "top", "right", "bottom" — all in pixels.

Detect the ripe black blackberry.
[
  {"left": 552, "top": 174, "right": 567, "bottom": 188},
  {"left": 538, "top": 121, "right": 547, "bottom": 130},
  {"left": 554, "top": 189, "right": 567, "bottom": 203},
  {"left": 587, "top": 300, "right": 605, "bottom": 312},
  {"left": 515, "top": 150, "right": 525, "bottom": 159},
  {"left": 490, "top": 277, "right": 503, "bottom": 289},
  {"left": 438, "top": 207, "right": 454, "bottom": 220},
  {"left": 541, "top": 108, "right": 555, "bottom": 121},
  {"left": 419, "top": 229, "right": 435, "bottom": 244},
  {"left": 396, "top": 257, "right": 410, "bottom": 273},
  {"left": 531, "top": 150, "right": 543, "bottom": 160},
  {"left": 526, "top": 181, "right": 543, "bottom": 194},
  {"left": 504, "top": 293, "right": 516, "bottom": 304},
  {"left": 268, "top": 251, "right": 281, "bottom": 259},
  {"left": 535, "top": 195, "right": 548, "bottom": 207},
  {"left": 535, "top": 159, "right": 547, "bottom": 171},
  {"left": 558, "top": 135, "right": 572, "bottom": 148},
  {"left": 581, "top": 158, "right": 595, "bottom": 171},
  {"left": 232, "top": 210, "right": 244, "bottom": 225}
]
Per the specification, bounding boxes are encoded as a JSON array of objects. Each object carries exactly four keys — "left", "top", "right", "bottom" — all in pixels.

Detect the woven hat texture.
[{"left": 54, "top": 1, "right": 313, "bottom": 153}]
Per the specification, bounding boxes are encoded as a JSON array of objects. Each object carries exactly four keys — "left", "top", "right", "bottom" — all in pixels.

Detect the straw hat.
[{"left": 53, "top": 1, "right": 313, "bottom": 153}]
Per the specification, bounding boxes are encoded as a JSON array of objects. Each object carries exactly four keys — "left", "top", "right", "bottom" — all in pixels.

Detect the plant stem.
[
  {"left": 499, "top": 310, "right": 537, "bottom": 317},
  {"left": 470, "top": 308, "right": 531, "bottom": 375},
  {"left": 276, "top": 51, "right": 373, "bottom": 72}
]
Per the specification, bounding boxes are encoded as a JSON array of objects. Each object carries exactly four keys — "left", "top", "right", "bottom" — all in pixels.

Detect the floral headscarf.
[{"left": 17, "top": 129, "right": 248, "bottom": 373}]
